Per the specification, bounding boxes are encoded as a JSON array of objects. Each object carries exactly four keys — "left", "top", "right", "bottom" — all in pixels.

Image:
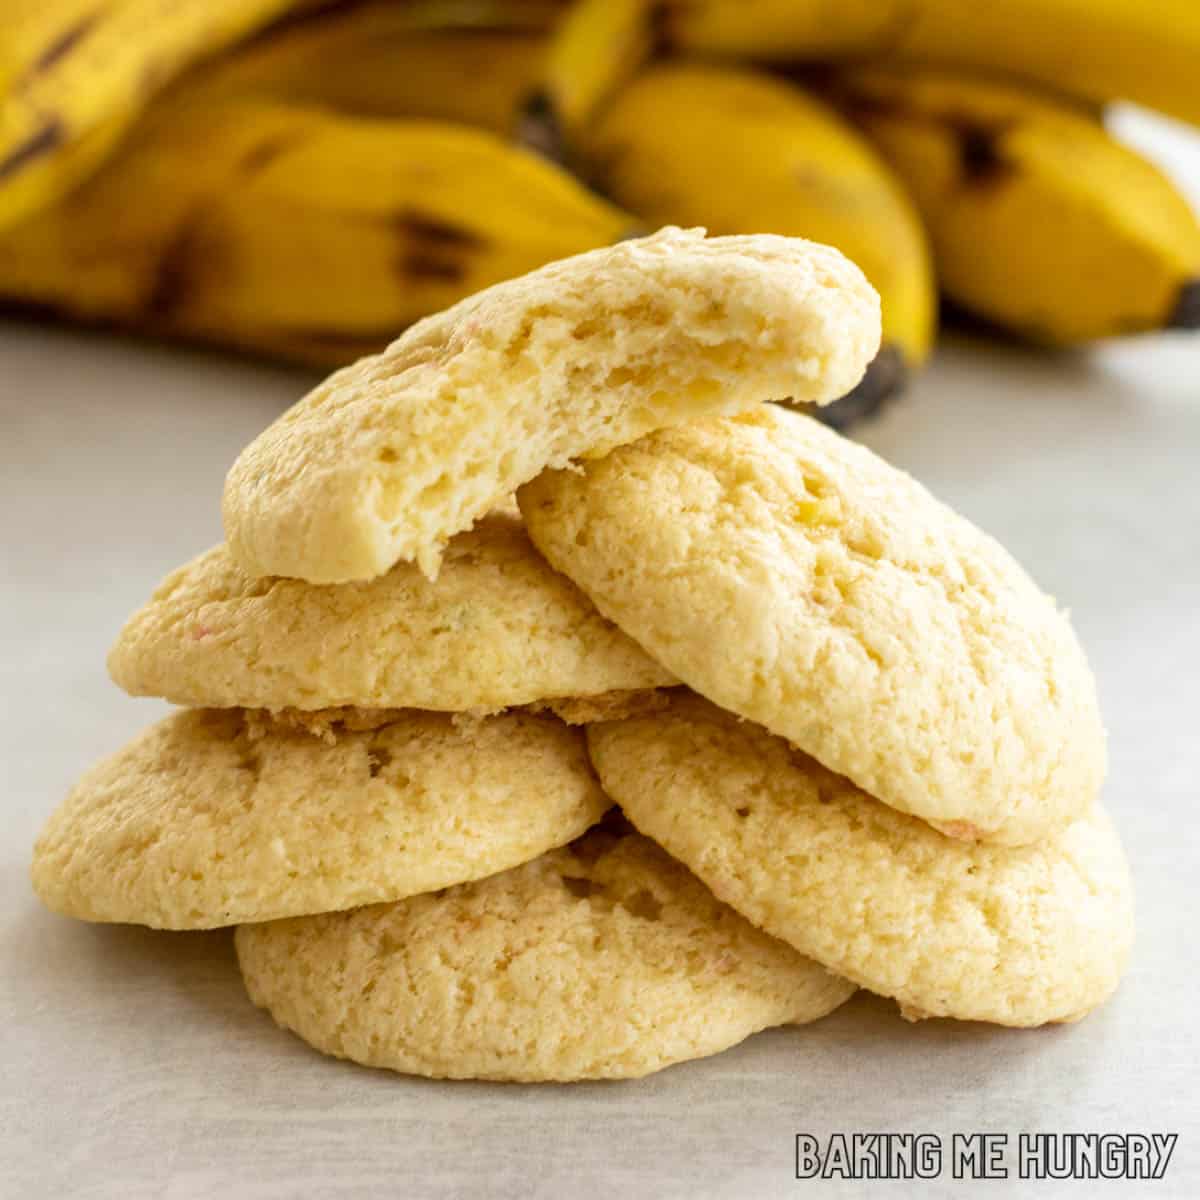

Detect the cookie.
[
  {"left": 520, "top": 406, "right": 1104, "bottom": 845},
  {"left": 108, "top": 514, "right": 675, "bottom": 713},
  {"left": 235, "top": 827, "right": 856, "bottom": 1081},
  {"left": 222, "top": 227, "right": 880, "bottom": 583},
  {"left": 32, "top": 708, "right": 607, "bottom": 930},
  {"left": 587, "top": 695, "right": 1134, "bottom": 1026}
]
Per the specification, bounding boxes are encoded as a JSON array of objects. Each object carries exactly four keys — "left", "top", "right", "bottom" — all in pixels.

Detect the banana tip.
[
  {"left": 811, "top": 344, "right": 909, "bottom": 432},
  {"left": 516, "top": 90, "right": 566, "bottom": 164},
  {"left": 1167, "top": 280, "right": 1200, "bottom": 330}
]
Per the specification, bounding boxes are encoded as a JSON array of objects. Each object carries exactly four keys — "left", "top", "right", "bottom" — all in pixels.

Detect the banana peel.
[
  {"left": 660, "top": 0, "right": 1200, "bottom": 129},
  {"left": 836, "top": 67, "right": 1200, "bottom": 343},
  {"left": 579, "top": 63, "right": 935, "bottom": 418},
  {"left": 187, "top": 0, "right": 562, "bottom": 136},
  {"left": 0, "top": 97, "right": 639, "bottom": 366},
  {"left": 0, "top": 0, "right": 310, "bottom": 231}
]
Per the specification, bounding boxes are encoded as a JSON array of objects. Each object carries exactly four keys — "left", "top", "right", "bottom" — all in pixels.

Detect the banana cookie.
[
  {"left": 520, "top": 405, "right": 1104, "bottom": 845},
  {"left": 236, "top": 826, "right": 856, "bottom": 1081},
  {"left": 222, "top": 228, "right": 880, "bottom": 583},
  {"left": 33, "top": 708, "right": 607, "bottom": 930},
  {"left": 587, "top": 695, "right": 1133, "bottom": 1027},
  {"left": 108, "top": 513, "right": 675, "bottom": 714}
]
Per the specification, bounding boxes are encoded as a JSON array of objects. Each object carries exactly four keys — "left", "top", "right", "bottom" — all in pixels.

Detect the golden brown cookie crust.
[
  {"left": 33, "top": 707, "right": 608, "bottom": 929},
  {"left": 236, "top": 829, "right": 855, "bottom": 1081},
  {"left": 109, "top": 515, "right": 676, "bottom": 714},
  {"left": 587, "top": 694, "right": 1133, "bottom": 1027},
  {"left": 521, "top": 406, "right": 1105, "bottom": 845}
]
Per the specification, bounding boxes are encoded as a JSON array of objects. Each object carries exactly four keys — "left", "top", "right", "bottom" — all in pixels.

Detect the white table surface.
[{"left": 3, "top": 112, "right": 1199, "bottom": 1198}]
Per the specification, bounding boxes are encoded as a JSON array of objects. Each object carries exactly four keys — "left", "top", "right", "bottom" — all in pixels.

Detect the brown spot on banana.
[
  {"left": 516, "top": 90, "right": 566, "bottom": 164},
  {"left": 27, "top": 9, "right": 102, "bottom": 78},
  {"left": 394, "top": 212, "right": 485, "bottom": 284},
  {"left": 647, "top": 0, "right": 687, "bottom": 56},
  {"left": 238, "top": 130, "right": 308, "bottom": 175},
  {"left": 395, "top": 212, "right": 485, "bottom": 251},
  {"left": 953, "top": 118, "right": 1017, "bottom": 189},
  {"left": 0, "top": 121, "right": 64, "bottom": 181},
  {"left": 144, "top": 216, "right": 209, "bottom": 320},
  {"left": 647, "top": 1, "right": 697, "bottom": 54},
  {"left": 1168, "top": 280, "right": 1200, "bottom": 330},
  {"left": 842, "top": 93, "right": 1018, "bottom": 191}
]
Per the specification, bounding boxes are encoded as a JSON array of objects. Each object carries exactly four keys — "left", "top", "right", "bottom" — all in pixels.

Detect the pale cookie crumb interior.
[{"left": 223, "top": 229, "right": 879, "bottom": 583}]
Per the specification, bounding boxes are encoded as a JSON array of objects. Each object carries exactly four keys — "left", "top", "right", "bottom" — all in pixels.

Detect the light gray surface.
[{"left": 1, "top": 313, "right": 1198, "bottom": 1193}]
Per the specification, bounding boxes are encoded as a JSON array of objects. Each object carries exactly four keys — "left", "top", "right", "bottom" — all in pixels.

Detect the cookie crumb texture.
[
  {"left": 108, "top": 514, "right": 675, "bottom": 712},
  {"left": 236, "top": 830, "right": 856, "bottom": 1081},
  {"left": 222, "top": 228, "right": 880, "bottom": 584},
  {"left": 32, "top": 708, "right": 608, "bottom": 929},
  {"left": 588, "top": 696, "right": 1133, "bottom": 1027},
  {"left": 521, "top": 405, "right": 1105, "bottom": 845},
  {"left": 233, "top": 686, "right": 672, "bottom": 743}
]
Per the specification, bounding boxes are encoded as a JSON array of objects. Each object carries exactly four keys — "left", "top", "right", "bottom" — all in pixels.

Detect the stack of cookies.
[{"left": 32, "top": 228, "right": 1133, "bottom": 1082}]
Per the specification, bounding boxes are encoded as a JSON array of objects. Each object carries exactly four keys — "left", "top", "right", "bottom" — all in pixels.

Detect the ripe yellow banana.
[
  {"left": 658, "top": 0, "right": 1200, "bottom": 129},
  {"left": 578, "top": 64, "right": 935, "bottom": 420},
  {"left": 190, "top": 0, "right": 560, "bottom": 136},
  {"left": 0, "top": 97, "right": 637, "bottom": 366},
  {"left": 0, "top": 0, "right": 312, "bottom": 232},
  {"left": 534, "top": 0, "right": 657, "bottom": 148},
  {"left": 835, "top": 67, "right": 1200, "bottom": 344}
]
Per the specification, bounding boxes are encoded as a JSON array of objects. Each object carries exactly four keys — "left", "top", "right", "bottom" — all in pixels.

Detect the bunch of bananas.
[{"left": 1, "top": 0, "right": 1197, "bottom": 418}]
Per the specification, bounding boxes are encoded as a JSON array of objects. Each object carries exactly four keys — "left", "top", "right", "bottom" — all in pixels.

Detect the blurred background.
[{"left": 2, "top": 0, "right": 1199, "bottom": 428}]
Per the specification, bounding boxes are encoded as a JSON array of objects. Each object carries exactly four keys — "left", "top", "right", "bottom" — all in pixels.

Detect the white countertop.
[{"left": 2, "top": 114, "right": 1199, "bottom": 1195}]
